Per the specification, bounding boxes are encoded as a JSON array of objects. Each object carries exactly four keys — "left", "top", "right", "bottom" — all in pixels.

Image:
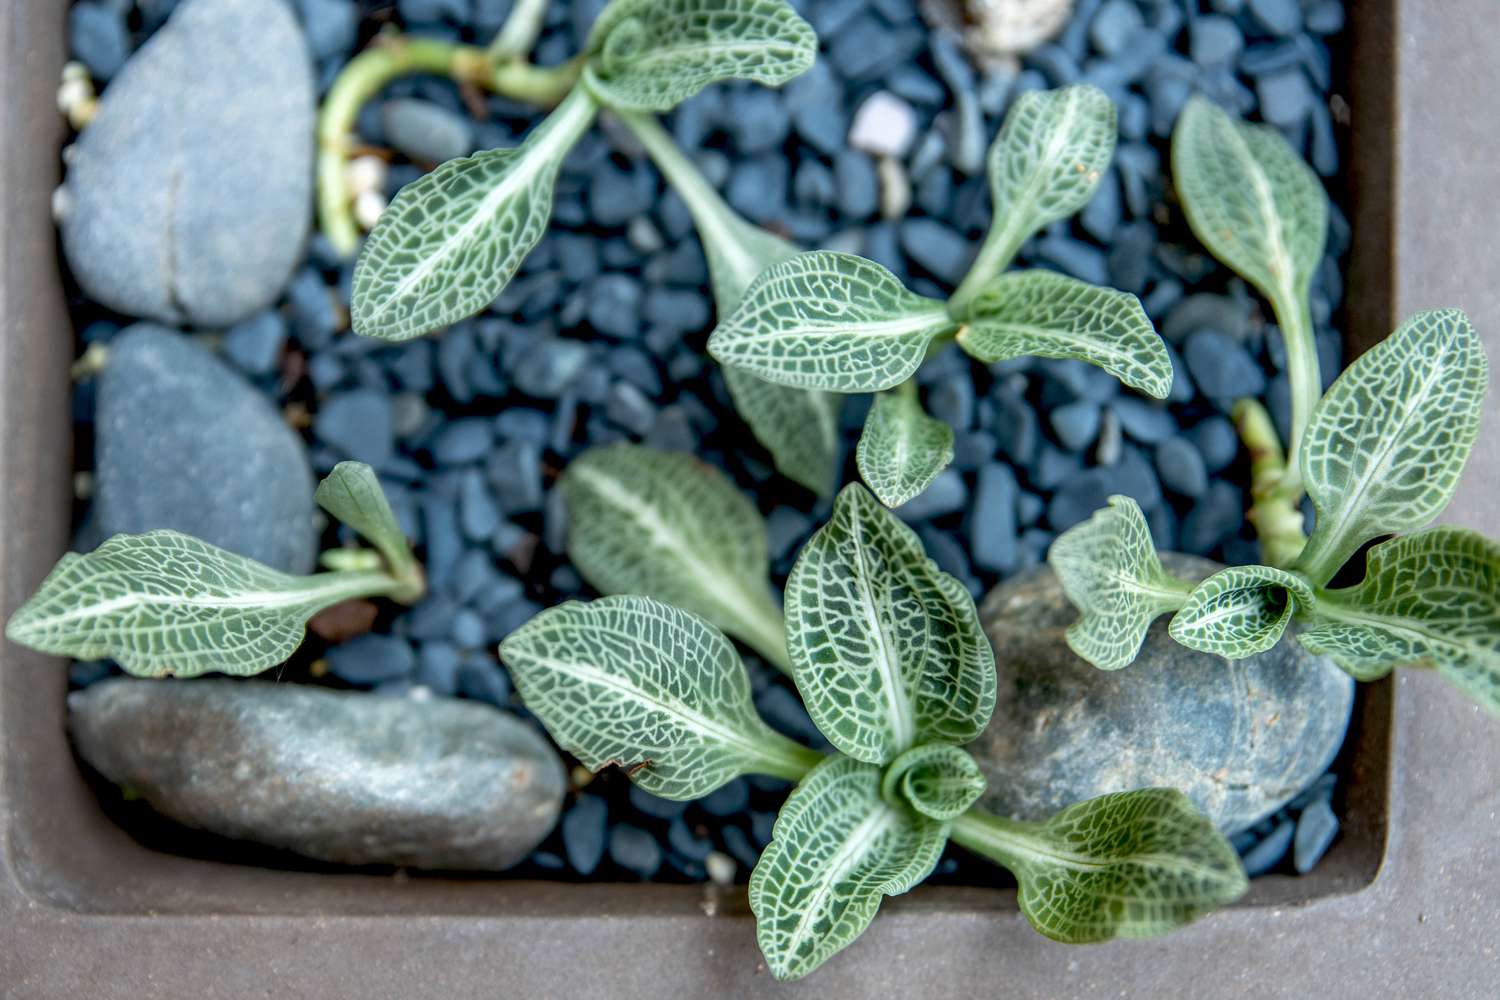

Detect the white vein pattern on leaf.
[{"left": 857, "top": 391, "right": 954, "bottom": 508}]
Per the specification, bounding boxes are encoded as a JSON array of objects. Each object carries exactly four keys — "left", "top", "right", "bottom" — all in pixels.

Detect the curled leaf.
[
  {"left": 749, "top": 756, "right": 947, "bottom": 981},
  {"left": 314, "top": 461, "right": 422, "bottom": 600},
  {"left": 500, "top": 596, "right": 819, "bottom": 798},
  {"left": 856, "top": 387, "right": 955, "bottom": 508},
  {"left": 880, "top": 742, "right": 986, "bottom": 821},
  {"left": 585, "top": 0, "right": 815, "bottom": 112},
  {"left": 956, "top": 269, "right": 1171, "bottom": 399},
  {"left": 1169, "top": 564, "right": 1315, "bottom": 659},
  {"left": 785, "top": 484, "right": 995, "bottom": 764},
  {"left": 952, "top": 789, "right": 1247, "bottom": 943},
  {"left": 708, "top": 251, "right": 957, "bottom": 393},
  {"left": 351, "top": 86, "right": 598, "bottom": 342},
  {"left": 1048, "top": 495, "right": 1192, "bottom": 670}
]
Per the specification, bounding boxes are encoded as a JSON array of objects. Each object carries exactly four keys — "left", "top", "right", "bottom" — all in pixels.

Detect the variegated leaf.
[
  {"left": 952, "top": 789, "right": 1247, "bottom": 943},
  {"left": 585, "top": 0, "right": 815, "bottom": 112},
  {"left": 1048, "top": 495, "right": 1192, "bottom": 670},
  {"left": 499, "top": 596, "right": 820, "bottom": 798},
  {"left": 351, "top": 87, "right": 597, "bottom": 342},
  {"left": 952, "top": 85, "right": 1116, "bottom": 305},
  {"left": 956, "top": 270, "right": 1172, "bottom": 399},
  {"left": 856, "top": 387, "right": 955, "bottom": 508},
  {"left": 314, "top": 461, "right": 422, "bottom": 598},
  {"left": 724, "top": 368, "right": 842, "bottom": 496},
  {"left": 5, "top": 531, "right": 400, "bottom": 678},
  {"left": 708, "top": 251, "right": 958, "bottom": 392},
  {"left": 785, "top": 484, "right": 996, "bottom": 764},
  {"left": 1294, "top": 309, "right": 1488, "bottom": 584},
  {"left": 560, "top": 444, "right": 789, "bottom": 670},
  {"left": 1298, "top": 528, "right": 1500, "bottom": 712},
  {"left": 1168, "top": 564, "right": 1315, "bottom": 658},
  {"left": 880, "top": 742, "right": 986, "bottom": 821},
  {"left": 749, "top": 756, "right": 947, "bottom": 981},
  {"left": 1171, "top": 96, "right": 1326, "bottom": 313}
]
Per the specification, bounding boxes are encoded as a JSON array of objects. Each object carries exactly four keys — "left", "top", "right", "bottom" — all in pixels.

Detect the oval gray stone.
[
  {"left": 59, "top": 0, "right": 313, "bottom": 327},
  {"left": 972, "top": 555, "right": 1354, "bottom": 834},
  {"left": 70, "top": 678, "right": 567, "bottom": 871},
  {"left": 95, "top": 325, "right": 317, "bottom": 573}
]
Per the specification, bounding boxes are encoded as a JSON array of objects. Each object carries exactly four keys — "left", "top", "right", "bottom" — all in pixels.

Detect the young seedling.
[
  {"left": 502, "top": 447, "right": 1246, "bottom": 980},
  {"left": 706, "top": 83, "right": 1174, "bottom": 508},
  {"left": 1049, "top": 98, "right": 1499, "bottom": 716},
  {"left": 5, "top": 463, "right": 424, "bottom": 677}
]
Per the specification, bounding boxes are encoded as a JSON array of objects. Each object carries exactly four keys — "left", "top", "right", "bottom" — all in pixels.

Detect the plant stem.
[
  {"left": 487, "top": 0, "right": 552, "bottom": 62},
  {"left": 316, "top": 33, "right": 581, "bottom": 256},
  {"left": 755, "top": 739, "right": 825, "bottom": 784},
  {"left": 1270, "top": 289, "right": 1322, "bottom": 499},
  {"left": 1233, "top": 398, "right": 1308, "bottom": 569},
  {"left": 737, "top": 594, "right": 797, "bottom": 678},
  {"left": 949, "top": 808, "right": 1047, "bottom": 870},
  {"left": 948, "top": 216, "right": 1025, "bottom": 316},
  {"left": 304, "top": 568, "right": 426, "bottom": 609}
]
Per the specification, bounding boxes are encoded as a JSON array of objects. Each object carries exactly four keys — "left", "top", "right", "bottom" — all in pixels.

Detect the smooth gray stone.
[
  {"left": 971, "top": 555, "right": 1354, "bottom": 834},
  {"left": 60, "top": 0, "right": 313, "bottom": 327},
  {"left": 70, "top": 678, "right": 566, "bottom": 871},
  {"left": 95, "top": 325, "right": 317, "bottom": 573}
]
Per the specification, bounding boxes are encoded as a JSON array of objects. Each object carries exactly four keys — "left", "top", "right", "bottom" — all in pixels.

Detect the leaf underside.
[
  {"left": 957, "top": 269, "right": 1172, "bottom": 399},
  {"left": 500, "top": 596, "right": 799, "bottom": 799},
  {"left": 1299, "top": 527, "right": 1500, "bottom": 711},
  {"left": 708, "top": 251, "right": 956, "bottom": 393},
  {"left": 1172, "top": 96, "right": 1327, "bottom": 309},
  {"left": 351, "top": 89, "right": 595, "bottom": 342},
  {"left": 785, "top": 484, "right": 995, "bottom": 764},
  {"left": 585, "top": 0, "right": 816, "bottom": 112},
  {"left": 749, "top": 756, "right": 947, "bottom": 981},
  {"left": 4, "top": 531, "right": 350, "bottom": 678},
  {"left": 725, "top": 366, "right": 842, "bottom": 497},
  {"left": 982, "top": 84, "right": 1117, "bottom": 268},
  {"left": 1295, "top": 309, "right": 1488, "bottom": 583},
  {"left": 1009, "top": 788, "right": 1248, "bottom": 943},
  {"left": 1048, "top": 495, "right": 1184, "bottom": 671},
  {"left": 560, "top": 444, "right": 778, "bottom": 647},
  {"left": 1169, "top": 564, "right": 1314, "bottom": 659},
  {"left": 856, "top": 389, "right": 955, "bottom": 508}
]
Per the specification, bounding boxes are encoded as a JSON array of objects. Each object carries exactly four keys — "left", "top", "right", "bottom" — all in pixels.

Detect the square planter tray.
[{"left": 3, "top": 0, "right": 1497, "bottom": 994}]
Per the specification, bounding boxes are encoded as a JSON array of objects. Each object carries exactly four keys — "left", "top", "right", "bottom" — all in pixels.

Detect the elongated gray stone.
[
  {"left": 70, "top": 678, "right": 566, "bottom": 871},
  {"left": 59, "top": 0, "right": 313, "bottom": 327},
  {"left": 972, "top": 555, "right": 1353, "bottom": 834},
  {"left": 95, "top": 325, "right": 317, "bottom": 573}
]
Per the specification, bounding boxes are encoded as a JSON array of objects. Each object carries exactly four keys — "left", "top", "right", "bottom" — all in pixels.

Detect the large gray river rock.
[
  {"left": 71, "top": 679, "right": 566, "bottom": 871},
  {"left": 59, "top": 0, "right": 313, "bottom": 327},
  {"left": 970, "top": 555, "right": 1354, "bottom": 834}
]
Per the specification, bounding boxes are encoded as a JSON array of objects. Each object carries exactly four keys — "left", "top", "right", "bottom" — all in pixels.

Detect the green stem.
[
  {"left": 948, "top": 216, "right": 1026, "bottom": 316},
  {"left": 1233, "top": 398, "right": 1308, "bottom": 569},
  {"left": 486, "top": 0, "right": 552, "bottom": 62},
  {"left": 1271, "top": 289, "right": 1322, "bottom": 500},
  {"left": 949, "top": 808, "right": 1048, "bottom": 871},
  {"left": 316, "top": 35, "right": 582, "bottom": 256},
  {"left": 304, "top": 568, "right": 425, "bottom": 609},
  {"left": 736, "top": 594, "right": 797, "bottom": 679},
  {"left": 755, "top": 739, "right": 825, "bottom": 784}
]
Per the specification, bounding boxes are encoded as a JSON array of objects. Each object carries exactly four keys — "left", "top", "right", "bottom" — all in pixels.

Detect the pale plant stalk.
[
  {"left": 317, "top": 25, "right": 581, "bottom": 255},
  {"left": 948, "top": 216, "right": 1026, "bottom": 315},
  {"left": 487, "top": 0, "right": 552, "bottom": 62}
]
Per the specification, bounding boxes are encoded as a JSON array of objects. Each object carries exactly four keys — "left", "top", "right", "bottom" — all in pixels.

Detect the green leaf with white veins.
[
  {"left": 950, "top": 788, "right": 1247, "bottom": 944},
  {"left": 785, "top": 484, "right": 995, "bottom": 764},
  {"left": 708, "top": 251, "right": 958, "bottom": 393},
  {"left": 956, "top": 270, "right": 1172, "bottom": 399},
  {"left": 500, "top": 596, "right": 821, "bottom": 797},
  {"left": 561, "top": 444, "right": 790, "bottom": 670},
  {"left": 1299, "top": 528, "right": 1500, "bottom": 711},
  {"left": 584, "top": 0, "right": 816, "bottom": 112},
  {"left": 880, "top": 742, "right": 986, "bottom": 821},
  {"left": 1293, "top": 309, "right": 1489, "bottom": 584},
  {"left": 724, "top": 368, "right": 841, "bottom": 496},
  {"left": 749, "top": 756, "right": 947, "bottom": 981},
  {"left": 856, "top": 387, "right": 955, "bottom": 508},
  {"left": 1171, "top": 96, "right": 1326, "bottom": 313},
  {"left": 5, "top": 531, "right": 408, "bottom": 678},
  {"left": 351, "top": 86, "right": 598, "bottom": 342},
  {"left": 1049, "top": 496, "right": 1193, "bottom": 670},
  {"left": 1169, "top": 564, "right": 1315, "bottom": 658},
  {"left": 951, "top": 84, "right": 1116, "bottom": 307},
  {"left": 314, "top": 461, "right": 422, "bottom": 599}
]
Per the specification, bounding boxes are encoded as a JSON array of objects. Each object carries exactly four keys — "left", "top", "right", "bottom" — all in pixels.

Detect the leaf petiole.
[{"left": 1233, "top": 397, "right": 1308, "bottom": 569}]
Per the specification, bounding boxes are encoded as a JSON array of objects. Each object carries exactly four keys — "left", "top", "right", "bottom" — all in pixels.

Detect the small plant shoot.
[
  {"left": 7, "top": 463, "right": 424, "bottom": 677},
  {"left": 707, "top": 82, "right": 1172, "bottom": 508},
  {"left": 504, "top": 445, "right": 1246, "bottom": 980},
  {"left": 1049, "top": 99, "right": 1500, "bottom": 720}
]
